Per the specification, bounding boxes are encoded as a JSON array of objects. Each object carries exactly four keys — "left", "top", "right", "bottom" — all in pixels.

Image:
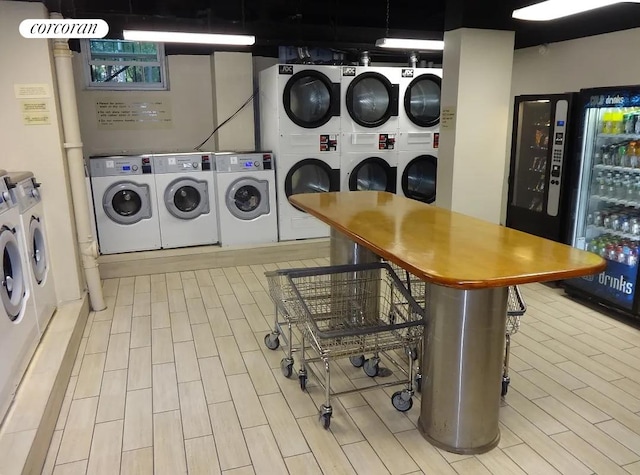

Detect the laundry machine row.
[{"left": 259, "top": 63, "right": 443, "bottom": 241}]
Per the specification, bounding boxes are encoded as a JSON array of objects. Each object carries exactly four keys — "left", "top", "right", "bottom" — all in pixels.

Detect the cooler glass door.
[{"left": 567, "top": 91, "right": 640, "bottom": 311}]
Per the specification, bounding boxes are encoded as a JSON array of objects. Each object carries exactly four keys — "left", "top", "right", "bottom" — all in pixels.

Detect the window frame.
[{"left": 80, "top": 39, "right": 168, "bottom": 90}]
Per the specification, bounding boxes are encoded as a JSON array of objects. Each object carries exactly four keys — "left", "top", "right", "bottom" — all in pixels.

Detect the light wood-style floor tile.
[
  {"left": 227, "top": 373, "right": 268, "bottom": 428},
  {"left": 597, "top": 419, "right": 640, "bottom": 458},
  {"left": 151, "top": 279, "right": 168, "bottom": 303},
  {"left": 151, "top": 301, "right": 170, "bottom": 329},
  {"left": 259, "top": 393, "right": 309, "bottom": 457},
  {"left": 222, "top": 466, "right": 255, "bottom": 475},
  {"left": 42, "top": 430, "right": 63, "bottom": 475},
  {"left": 297, "top": 415, "right": 356, "bottom": 475},
  {"left": 85, "top": 321, "right": 111, "bottom": 354},
  {"left": 242, "top": 350, "right": 279, "bottom": 396},
  {"left": 475, "top": 447, "right": 528, "bottom": 475},
  {"left": 502, "top": 443, "right": 561, "bottom": 475},
  {"left": 208, "top": 307, "right": 233, "bottom": 337},
  {"left": 221, "top": 294, "right": 245, "bottom": 320},
  {"left": 52, "top": 460, "right": 88, "bottom": 475},
  {"left": 186, "top": 298, "right": 208, "bottom": 324},
  {"left": 128, "top": 346, "right": 152, "bottom": 390},
  {"left": 575, "top": 386, "right": 640, "bottom": 434},
  {"left": 153, "top": 410, "right": 187, "bottom": 475},
  {"left": 362, "top": 389, "right": 415, "bottom": 434},
  {"left": 271, "top": 368, "right": 317, "bottom": 419},
  {"left": 135, "top": 275, "right": 151, "bottom": 293},
  {"left": 506, "top": 388, "right": 567, "bottom": 435},
  {"left": 199, "top": 356, "right": 231, "bottom": 404},
  {"left": 284, "top": 453, "right": 323, "bottom": 475},
  {"left": 111, "top": 305, "right": 133, "bottom": 334},
  {"left": 102, "top": 278, "right": 119, "bottom": 297},
  {"left": 243, "top": 425, "right": 288, "bottom": 475},
  {"left": 96, "top": 369, "right": 127, "bottom": 423},
  {"left": 451, "top": 457, "right": 492, "bottom": 474},
  {"left": 395, "top": 430, "right": 456, "bottom": 474},
  {"left": 71, "top": 339, "right": 88, "bottom": 377},
  {"left": 201, "top": 286, "right": 222, "bottom": 309},
  {"left": 195, "top": 269, "right": 214, "bottom": 287},
  {"left": 166, "top": 272, "right": 183, "bottom": 290},
  {"left": 169, "top": 289, "right": 187, "bottom": 313},
  {"left": 133, "top": 292, "right": 151, "bottom": 317},
  {"left": 230, "top": 319, "right": 260, "bottom": 352},
  {"left": 116, "top": 277, "right": 135, "bottom": 306},
  {"left": 74, "top": 353, "right": 106, "bottom": 399},
  {"left": 183, "top": 280, "right": 202, "bottom": 300},
  {"left": 123, "top": 388, "right": 153, "bottom": 451},
  {"left": 209, "top": 401, "right": 252, "bottom": 471},
  {"left": 232, "top": 282, "right": 254, "bottom": 306},
  {"left": 348, "top": 405, "right": 418, "bottom": 475},
  {"left": 56, "top": 376, "right": 78, "bottom": 431},
  {"left": 511, "top": 347, "right": 586, "bottom": 391},
  {"left": 86, "top": 419, "right": 123, "bottom": 475},
  {"left": 343, "top": 440, "right": 390, "bottom": 474},
  {"left": 131, "top": 316, "right": 151, "bottom": 348},
  {"left": 152, "top": 328, "right": 174, "bottom": 364},
  {"left": 104, "top": 332, "right": 130, "bottom": 371},
  {"left": 93, "top": 299, "right": 115, "bottom": 322},
  {"left": 56, "top": 397, "right": 99, "bottom": 465},
  {"left": 171, "top": 312, "right": 193, "bottom": 343},
  {"left": 216, "top": 336, "right": 247, "bottom": 375},
  {"left": 240, "top": 304, "right": 270, "bottom": 333},
  {"left": 192, "top": 323, "right": 218, "bottom": 358},
  {"left": 152, "top": 362, "right": 180, "bottom": 413},
  {"left": 121, "top": 448, "right": 153, "bottom": 475},
  {"left": 184, "top": 435, "right": 221, "bottom": 475},
  {"left": 552, "top": 430, "right": 630, "bottom": 475},
  {"left": 178, "top": 380, "right": 212, "bottom": 439},
  {"left": 174, "top": 341, "right": 201, "bottom": 382}
]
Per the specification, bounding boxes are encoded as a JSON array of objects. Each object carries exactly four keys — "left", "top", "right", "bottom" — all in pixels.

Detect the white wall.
[
  {"left": 73, "top": 55, "right": 215, "bottom": 155},
  {"left": 0, "top": 1, "right": 84, "bottom": 303}
]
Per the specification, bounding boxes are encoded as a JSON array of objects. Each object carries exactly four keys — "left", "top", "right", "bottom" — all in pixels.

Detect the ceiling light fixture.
[
  {"left": 512, "top": 0, "right": 640, "bottom": 21},
  {"left": 375, "top": 38, "right": 444, "bottom": 50},
  {"left": 122, "top": 30, "right": 255, "bottom": 45}
]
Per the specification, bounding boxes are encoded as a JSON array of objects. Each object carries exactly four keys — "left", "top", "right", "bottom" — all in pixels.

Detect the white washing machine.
[
  {"left": 6, "top": 172, "right": 56, "bottom": 334},
  {"left": 397, "top": 67, "right": 442, "bottom": 152},
  {"left": 90, "top": 155, "right": 161, "bottom": 254},
  {"left": 277, "top": 152, "right": 341, "bottom": 241},
  {"left": 397, "top": 152, "right": 438, "bottom": 204},
  {"left": 215, "top": 152, "right": 278, "bottom": 247},
  {"left": 0, "top": 172, "right": 39, "bottom": 422},
  {"left": 340, "top": 66, "right": 401, "bottom": 153},
  {"left": 260, "top": 64, "right": 341, "bottom": 151},
  {"left": 153, "top": 153, "right": 218, "bottom": 249}
]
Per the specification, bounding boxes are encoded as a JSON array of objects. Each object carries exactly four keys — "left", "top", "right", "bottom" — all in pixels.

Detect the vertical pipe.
[{"left": 50, "top": 12, "right": 106, "bottom": 311}]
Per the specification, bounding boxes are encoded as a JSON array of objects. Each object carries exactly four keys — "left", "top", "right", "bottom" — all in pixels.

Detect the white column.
[
  {"left": 436, "top": 28, "right": 515, "bottom": 224},
  {"left": 210, "top": 52, "right": 256, "bottom": 151}
]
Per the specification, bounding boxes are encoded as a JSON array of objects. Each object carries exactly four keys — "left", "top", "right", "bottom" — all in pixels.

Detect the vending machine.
[
  {"left": 506, "top": 94, "right": 578, "bottom": 242},
  {"left": 564, "top": 85, "right": 640, "bottom": 314}
]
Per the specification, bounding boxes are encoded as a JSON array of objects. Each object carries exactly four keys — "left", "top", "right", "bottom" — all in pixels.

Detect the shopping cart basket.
[{"left": 277, "top": 262, "right": 426, "bottom": 429}]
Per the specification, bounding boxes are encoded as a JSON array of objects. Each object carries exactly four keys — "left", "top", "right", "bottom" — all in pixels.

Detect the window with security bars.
[{"left": 81, "top": 39, "right": 167, "bottom": 90}]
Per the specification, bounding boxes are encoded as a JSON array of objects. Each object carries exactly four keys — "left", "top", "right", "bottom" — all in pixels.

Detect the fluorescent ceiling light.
[
  {"left": 512, "top": 0, "right": 640, "bottom": 21},
  {"left": 375, "top": 38, "right": 444, "bottom": 50},
  {"left": 122, "top": 29, "right": 255, "bottom": 45}
]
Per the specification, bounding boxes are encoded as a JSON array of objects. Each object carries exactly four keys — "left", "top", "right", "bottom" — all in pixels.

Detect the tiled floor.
[{"left": 41, "top": 258, "right": 640, "bottom": 474}]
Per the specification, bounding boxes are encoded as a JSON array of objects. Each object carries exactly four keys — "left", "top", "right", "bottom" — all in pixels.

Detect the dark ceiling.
[{"left": 31, "top": 0, "right": 640, "bottom": 62}]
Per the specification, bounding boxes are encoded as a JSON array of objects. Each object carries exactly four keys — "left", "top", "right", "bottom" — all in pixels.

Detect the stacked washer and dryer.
[
  {"left": 260, "top": 64, "right": 341, "bottom": 241},
  {"left": 397, "top": 67, "right": 443, "bottom": 204},
  {"left": 0, "top": 170, "right": 55, "bottom": 421}
]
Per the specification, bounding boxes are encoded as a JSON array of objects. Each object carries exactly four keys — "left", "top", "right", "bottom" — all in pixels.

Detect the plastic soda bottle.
[
  {"left": 602, "top": 111, "right": 612, "bottom": 134},
  {"left": 629, "top": 142, "right": 638, "bottom": 168}
]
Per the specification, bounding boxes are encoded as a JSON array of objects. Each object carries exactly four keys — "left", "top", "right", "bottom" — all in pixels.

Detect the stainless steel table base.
[
  {"left": 330, "top": 228, "right": 381, "bottom": 265},
  {"left": 417, "top": 285, "right": 509, "bottom": 455}
]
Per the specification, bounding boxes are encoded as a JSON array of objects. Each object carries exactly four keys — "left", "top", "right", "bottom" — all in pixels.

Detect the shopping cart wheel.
[
  {"left": 501, "top": 378, "right": 510, "bottom": 397},
  {"left": 320, "top": 404, "right": 332, "bottom": 429},
  {"left": 349, "top": 355, "right": 365, "bottom": 368},
  {"left": 414, "top": 374, "right": 422, "bottom": 393},
  {"left": 280, "top": 358, "right": 294, "bottom": 378},
  {"left": 299, "top": 373, "right": 308, "bottom": 391},
  {"left": 264, "top": 333, "right": 280, "bottom": 350},
  {"left": 363, "top": 358, "right": 380, "bottom": 378},
  {"left": 391, "top": 390, "right": 413, "bottom": 412}
]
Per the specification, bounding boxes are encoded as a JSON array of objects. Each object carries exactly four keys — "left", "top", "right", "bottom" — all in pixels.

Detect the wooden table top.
[{"left": 289, "top": 191, "right": 606, "bottom": 289}]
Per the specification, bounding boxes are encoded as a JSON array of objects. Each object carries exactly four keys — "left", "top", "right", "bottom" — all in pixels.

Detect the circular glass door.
[
  {"left": 226, "top": 178, "right": 269, "bottom": 220},
  {"left": 103, "top": 182, "right": 151, "bottom": 225},
  {"left": 29, "top": 216, "right": 47, "bottom": 284},
  {"left": 165, "top": 178, "right": 209, "bottom": 220},
  {"left": 349, "top": 158, "right": 395, "bottom": 192},
  {"left": 0, "top": 226, "right": 25, "bottom": 321},
  {"left": 283, "top": 71, "right": 336, "bottom": 128},
  {"left": 402, "top": 155, "right": 437, "bottom": 203},
  {"left": 285, "top": 159, "right": 337, "bottom": 211},
  {"left": 346, "top": 72, "right": 396, "bottom": 128},
  {"left": 404, "top": 74, "right": 442, "bottom": 127}
]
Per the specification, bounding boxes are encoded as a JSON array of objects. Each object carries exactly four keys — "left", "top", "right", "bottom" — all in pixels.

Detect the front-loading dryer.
[
  {"left": 6, "top": 172, "right": 56, "bottom": 334},
  {"left": 0, "top": 172, "right": 38, "bottom": 422},
  {"left": 153, "top": 153, "right": 218, "bottom": 249},
  {"left": 341, "top": 152, "right": 397, "bottom": 192},
  {"left": 397, "top": 152, "right": 438, "bottom": 204},
  {"left": 90, "top": 155, "right": 161, "bottom": 254},
  {"left": 397, "top": 67, "right": 442, "bottom": 152},
  {"left": 215, "top": 152, "right": 277, "bottom": 247}
]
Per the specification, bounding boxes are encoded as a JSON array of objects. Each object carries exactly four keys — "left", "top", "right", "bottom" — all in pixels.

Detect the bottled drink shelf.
[
  {"left": 592, "top": 195, "right": 640, "bottom": 207},
  {"left": 594, "top": 164, "right": 640, "bottom": 173},
  {"left": 598, "top": 133, "right": 640, "bottom": 140},
  {"left": 588, "top": 224, "right": 640, "bottom": 240}
]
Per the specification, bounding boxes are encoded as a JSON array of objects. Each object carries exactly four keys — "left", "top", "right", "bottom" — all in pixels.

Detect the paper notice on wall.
[
  {"left": 14, "top": 84, "right": 50, "bottom": 98},
  {"left": 95, "top": 96, "right": 173, "bottom": 129},
  {"left": 20, "top": 99, "right": 51, "bottom": 125},
  {"left": 441, "top": 106, "right": 456, "bottom": 130}
]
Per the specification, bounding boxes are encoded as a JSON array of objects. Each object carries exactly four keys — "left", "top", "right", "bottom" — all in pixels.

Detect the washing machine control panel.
[
  {"left": 153, "top": 154, "right": 212, "bottom": 173},
  {"left": 0, "top": 178, "right": 16, "bottom": 213},
  {"left": 89, "top": 156, "right": 153, "bottom": 176},
  {"left": 215, "top": 153, "right": 273, "bottom": 173},
  {"left": 16, "top": 177, "right": 42, "bottom": 208}
]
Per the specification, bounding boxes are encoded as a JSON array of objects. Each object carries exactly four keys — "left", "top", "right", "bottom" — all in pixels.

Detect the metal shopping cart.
[
  {"left": 267, "top": 262, "right": 426, "bottom": 429},
  {"left": 387, "top": 262, "right": 527, "bottom": 397}
]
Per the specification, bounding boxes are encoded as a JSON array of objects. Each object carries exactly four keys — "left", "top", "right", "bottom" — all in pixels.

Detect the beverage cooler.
[
  {"left": 506, "top": 94, "right": 577, "bottom": 242},
  {"left": 564, "top": 86, "right": 640, "bottom": 313}
]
